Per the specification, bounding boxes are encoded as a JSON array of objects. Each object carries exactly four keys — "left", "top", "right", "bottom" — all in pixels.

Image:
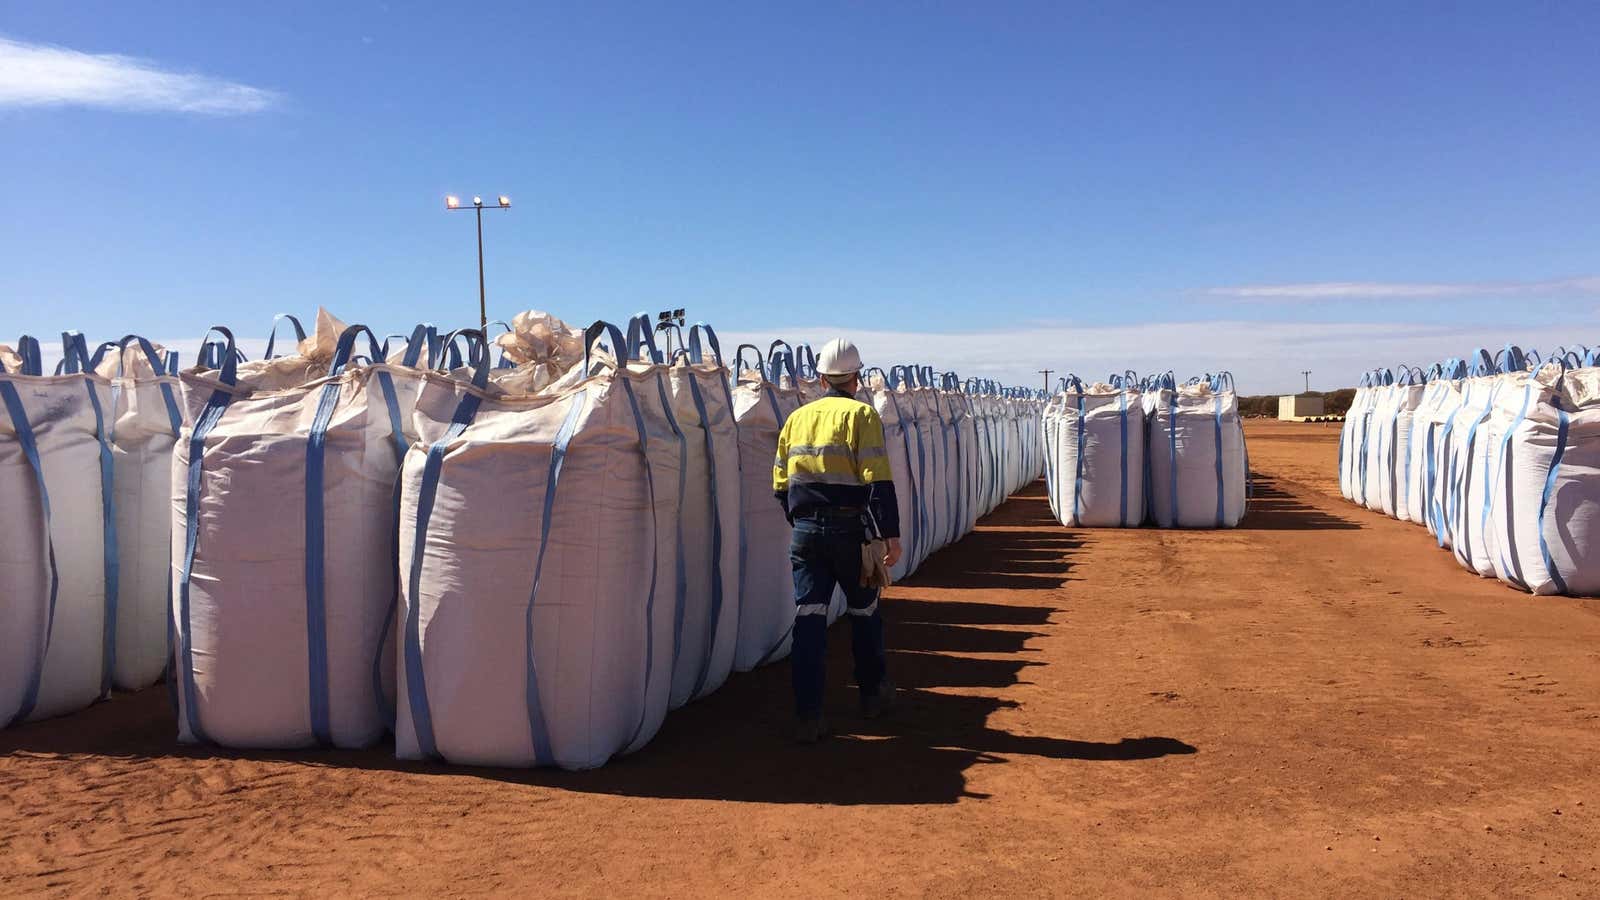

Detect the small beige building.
[{"left": 1278, "top": 394, "right": 1325, "bottom": 420}]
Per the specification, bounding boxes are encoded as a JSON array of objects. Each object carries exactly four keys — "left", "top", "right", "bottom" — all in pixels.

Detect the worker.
[{"left": 773, "top": 337, "right": 902, "bottom": 743}]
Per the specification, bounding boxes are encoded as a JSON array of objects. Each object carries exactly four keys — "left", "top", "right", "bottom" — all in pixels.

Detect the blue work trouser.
[{"left": 790, "top": 517, "right": 887, "bottom": 718}]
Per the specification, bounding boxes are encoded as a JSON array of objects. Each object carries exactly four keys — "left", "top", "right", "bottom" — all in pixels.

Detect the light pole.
[
  {"left": 1038, "top": 368, "right": 1053, "bottom": 393},
  {"left": 445, "top": 194, "right": 511, "bottom": 329},
  {"left": 1302, "top": 370, "right": 1312, "bottom": 394},
  {"left": 656, "top": 308, "right": 686, "bottom": 358}
]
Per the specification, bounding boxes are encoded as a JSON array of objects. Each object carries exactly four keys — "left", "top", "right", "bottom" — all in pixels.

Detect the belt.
[{"left": 797, "top": 507, "right": 864, "bottom": 520}]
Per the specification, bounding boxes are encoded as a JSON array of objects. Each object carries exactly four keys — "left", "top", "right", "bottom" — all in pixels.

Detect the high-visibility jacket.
[{"left": 773, "top": 389, "right": 900, "bottom": 538}]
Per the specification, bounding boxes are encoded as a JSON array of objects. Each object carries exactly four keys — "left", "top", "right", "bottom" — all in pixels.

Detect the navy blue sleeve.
[{"left": 866, "top": 480, "right": 900, "bottom": 539}]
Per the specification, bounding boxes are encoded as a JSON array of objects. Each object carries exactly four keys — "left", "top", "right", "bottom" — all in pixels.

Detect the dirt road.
[{"left": 3, "top": 420, "right": 1597, "bottom": 897}]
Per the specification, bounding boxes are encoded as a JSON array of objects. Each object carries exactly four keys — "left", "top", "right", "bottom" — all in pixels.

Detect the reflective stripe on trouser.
[{"left": 789, "top": 519, "right": 886, "bottom": 718}]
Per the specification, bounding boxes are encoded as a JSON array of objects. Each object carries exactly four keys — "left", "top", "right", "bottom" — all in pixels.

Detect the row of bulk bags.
[
  {"left": 1345, "top": 345, "right": 1600, "bottom": 596},
  {"left": 857, "top": 369, "right": 1044, "bottom": 577},
  {"left": 1, "top": 333, "right": 117, "bottom": 726},
  {"left": 1042, "top": 374, "right": 1146, "bottom": 527},
  {"left": 172, "top": 314, "right": 447, "bottom": 749},
  {"left": 1042, "top": 372, "right": 1245, "bottom": 529},
  {"left": 396, "top": 313, "right": 748, "bottom": 770}
]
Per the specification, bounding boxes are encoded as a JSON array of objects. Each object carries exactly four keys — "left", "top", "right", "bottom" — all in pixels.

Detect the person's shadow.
[{"left": 0, "top": 481, "right": 1196, "bottom": 806}]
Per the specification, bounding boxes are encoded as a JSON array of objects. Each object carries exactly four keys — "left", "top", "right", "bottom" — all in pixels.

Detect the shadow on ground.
[
  {"left": 1, "top": 481, "right": 1196, "bottom": 806},
  {"left": 1237, "top": 474, "right": 1360, "bottom": 531}
]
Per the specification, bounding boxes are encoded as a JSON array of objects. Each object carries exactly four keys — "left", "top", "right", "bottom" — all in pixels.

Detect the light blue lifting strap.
[
  {"left": 303, "top": 325, "right": 385, "bottom": 747},
  {"left": 616, "top": 369, "right": 664, "bottom": 753},
  {"left": 1, "top": 374, "right": 60, "bottom": 726},
  {"left": 520, "top": 392, "right": 589, "bottom": 765},
  {"left": 61, "top": 331, "right": 118, "bottom": 698},
  {"left": 402, "top": 329, "right": 495, "bottom": 760},
  {"left": 177, "top": 327, "right": 241, "bottom": 744}
]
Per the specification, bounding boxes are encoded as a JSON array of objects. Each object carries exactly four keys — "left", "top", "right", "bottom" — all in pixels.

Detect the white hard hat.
[{"left": 815, "top": 338, "right": 863, "bottom": 376}]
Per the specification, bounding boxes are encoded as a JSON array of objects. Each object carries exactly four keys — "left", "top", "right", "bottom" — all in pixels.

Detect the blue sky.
[{"left": 2, "top": 2, "right": 1597, "bottom": 392}]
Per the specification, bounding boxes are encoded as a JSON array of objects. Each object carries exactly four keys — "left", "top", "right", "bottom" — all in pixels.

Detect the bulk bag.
[
  {"left": 1146, "top": 374, "right": 1247, "bottom": 528},
  {"left": 1449, "top": 348, "right": 1533, "bottom": 576},
  {"left": 1438, "top": 352, "right": 1504, "bottom": 565},
  {"left": 947, "top": 380, "right": 982, "bottom": 536},
  {"left": 1, "top": 333, "right": 115, "bottom": 726},
  {"left": 92, "top": 336, "right": 187, "bottom": 690},
  {"left": 1485, "top": 358, "right": 1600, "bottom": 595},
  {"left": 863, "top": 367, "right": 923, "bottom": 581},
  {"left": 1418, "top": 364, "right": 1469, "bottom": 540},
  {"left": 658, "top": 323, "right": 741, "bottom": 706},
  {"left": 730, "top": 346, "right": 801, "bottom": 670},
  {"left": 1044, "top": 375, "right": 1145, "bottom": 527},
  {"left": 1365, "top": 367, "right": 1426, "bottom": 521},
  {"left": 396, "top": 321, "right": 680, "bottom": 769},
  {"left": 1339, "top": 376, "right": 1372, "bottom": 503},
  {"left": 1403, "top": 362, "right": 1460, "bottom": 527},
  {"left": 173, "top": 323, "right": 426, "bottom": 749}
]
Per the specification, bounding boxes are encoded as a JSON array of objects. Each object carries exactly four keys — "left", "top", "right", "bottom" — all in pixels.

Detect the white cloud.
[
  {"left": 1206, "top": 276, "right": 1600, "bottom": 301},
  {"left": 0, "top": 35, "right": 280, "bottom": 114}
]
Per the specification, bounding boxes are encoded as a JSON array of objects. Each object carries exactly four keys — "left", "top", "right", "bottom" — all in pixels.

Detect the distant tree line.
[{"left": 1236, "top": 388, "right": 1355, "bottom": 418}]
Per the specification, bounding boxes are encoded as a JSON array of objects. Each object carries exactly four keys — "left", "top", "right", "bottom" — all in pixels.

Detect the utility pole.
[
  {"left": 1039, "top": 368, "right": 1053, "bottom": 393},
  {"left": 445, "top": 194, "right": 511, "bottom": 329},
  {"left": 1302, "top": 370, "right": 1312, "bottom": 394}
]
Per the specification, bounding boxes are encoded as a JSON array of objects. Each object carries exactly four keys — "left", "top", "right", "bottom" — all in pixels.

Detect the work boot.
[
  {"left": 794, "top": 715, "right": 830, "bottom": 745},
  {"left": 861, "top": 679, "right": 897, "bottom": 720}
]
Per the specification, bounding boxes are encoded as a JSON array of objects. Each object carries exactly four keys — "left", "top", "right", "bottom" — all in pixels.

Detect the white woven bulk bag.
[
  {"left": 395, "top": 321, "right": 679, "bottom": 769},
  {"left": 1484, "top": 361, "right": 1600, "bottom": 595},
  {"left": 1419, "top": 366, "right": 1469, "bottom": 540},
  {"left": 951, "top": 386, "right": 982, "bottom": 535},
  {"left": 1359, "top": 375, "right": 1395, "bottom": 512},
  {"left": 1338, "top": 381, "right": 1365, "bottom": 501},
  {"left": 1147, "top": 375, "right": 1247, "bottom": 528},
  {"left": 927, "top": 372, "right": 962, "bottom": 549},
  {"left": 730, "top": 347, "right": 801, "bottom": 671},
  {"left": 1368, "top": 368, "right": 1426, "bottom": 521},
  {"left": 890, "top": 367, "right": 936, "bottom": 569},
  {"left": 1042, "top": 387, "right": 1064, "bottom": 523},
  {"left": 172, "top": 323, "right": 425, "bottom": 749},
  {"left": 913, "top": 378, "right": 945, "bottom": 561},
  {"left": 1, "top": 334, "right": 114, "bottom": 726},
  {"left": 912, "top": 375, "right": 951, "bottom": 555},
  {"left": 862, "top": 367, "right": 921, "bottom": 581},
  {"left": 90, "top": 337, "right": 188, "bottom": 690},
  {"left": 1451, "top": 350, "right": 1536, "bottom": 576},
  {"left": 1047, "top": 376, "right": 1146, "bottom": 527},
  {"left": 658, "top": 324, "right": 741, "bottom": 705},
  {"left": 1403, "top": 365, "right": 1457, "bottom": 526},
  {"left": 1441, "top": 359, "right": 1505, "bottom": 568}
]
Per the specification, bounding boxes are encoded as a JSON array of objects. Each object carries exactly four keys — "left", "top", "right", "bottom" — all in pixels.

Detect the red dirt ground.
[{"left": 3, "top": 420, "right": 1597, "bottom": 897}]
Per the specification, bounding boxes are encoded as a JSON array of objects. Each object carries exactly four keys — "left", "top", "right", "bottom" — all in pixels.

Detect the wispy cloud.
[
  {"left": 1206, "top": 275, "right": 1600, "bottom": 302},
  {"left": 0, "top": 35, "right": 280, "bottom": 115}
]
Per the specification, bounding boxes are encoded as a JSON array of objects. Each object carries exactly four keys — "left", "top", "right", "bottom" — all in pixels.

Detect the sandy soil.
[{"left": 3, "top": 420, "right": 1598, "bottom": 897}]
